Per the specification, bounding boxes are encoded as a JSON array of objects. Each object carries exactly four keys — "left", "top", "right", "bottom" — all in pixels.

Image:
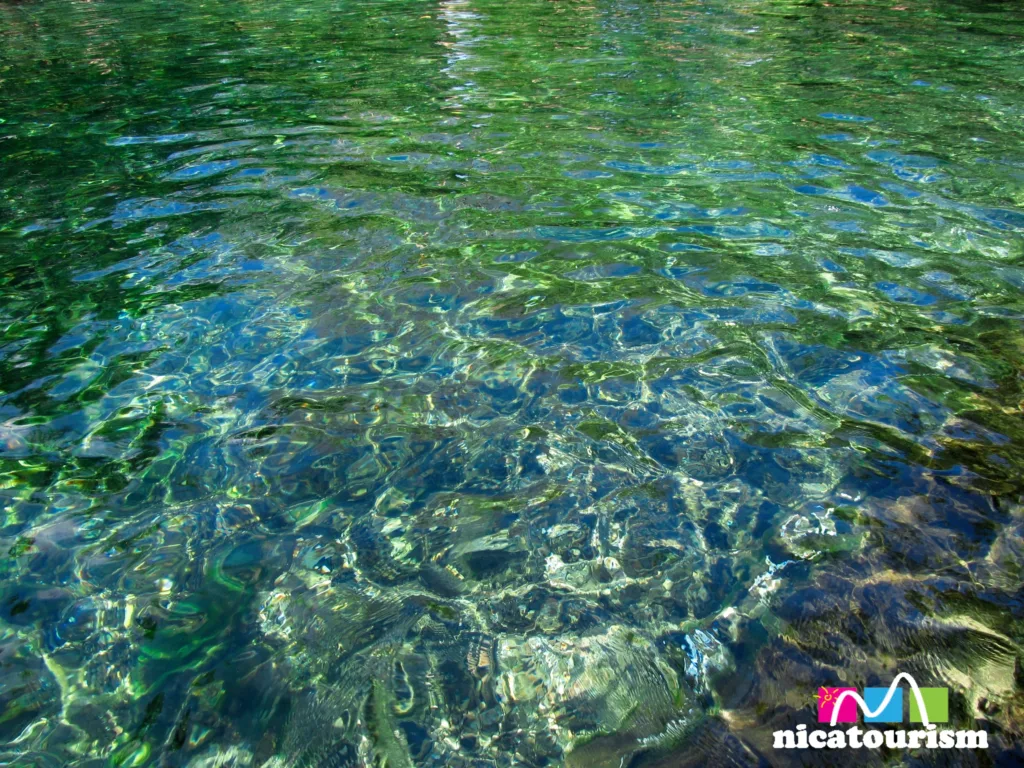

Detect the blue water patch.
[
  {"left": 164, "top": 159, "right": 240, "bottom": 180},
  {"left": 864, "top": 150, "right": 939, "bottom": 168},
  {"left": 864, "top": 150, "right": 945, "bottom": 182},
  {"left": 676, "top": 222, "right": 792, "bottom": 239},
  {"left": 708, "top": 171, "right": 784, "bottom": 182},
  {"left": 847, "top": 185, "right": 889, "bottom": 206},
  {"left": 839, "top": 247, "right": 923, "bottom": 268},
  {"left": 658, "top": 266, "right": 706, "bottom": 279},
  {"left": 793, "top": 183, "right": 888, "bottom": 207},
  {"left": 826, "top": 220, "right": 865, "bottom": 233},
  {"left": 535, "top": 225, "right": 659, "bottom": 241},
  {"left": 789, "top": 153, "right": 852, "bottom": 169},
  {"left": 667, "top": 242, "right": 713, "bottom": 252},
  {"left": 819, "top": 112, "right": 874, "bottom": 123},
  {"left": 109, "top": 197, "right": 232, "bottom": 226},
  {"left": 108, "top": 132, "right": 194, "bottom": 145},
  {"left": 879, "top": 181, "right": 923, "bottom": 199},
  {"left": 564, "top": 169, "right": 613, "bottom": 179},
  {"left": 971, "top": 206, "right": 1024, "bottom": 231},
  {"left": 753, "top": 243, "right": 788, "bottom": 256},
  {"left": 875, "top": 281, "right": 937, "bottom": 305},
  {"left": 706, "top": 159, "right": 756, "bottom": 170},
  {"left": 566, "top": 263, "right": 643, "bottom": 280},
  {"left": 604, "top": 160, "right": 696, "bottom": 175}
]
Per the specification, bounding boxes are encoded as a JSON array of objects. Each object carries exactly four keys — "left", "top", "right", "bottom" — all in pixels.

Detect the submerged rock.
[{"left": 497, "top": 625, "right": 702, "bottom": 767}]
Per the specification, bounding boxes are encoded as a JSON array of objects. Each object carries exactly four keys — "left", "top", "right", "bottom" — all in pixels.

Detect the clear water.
[{"left": 1, "top": 0, "right": 1024, "bottom": 765}]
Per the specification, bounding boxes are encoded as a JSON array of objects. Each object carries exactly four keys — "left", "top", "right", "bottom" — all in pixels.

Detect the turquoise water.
[{"left": 1, "top": 0, "right": 1024, "bottom": 765}]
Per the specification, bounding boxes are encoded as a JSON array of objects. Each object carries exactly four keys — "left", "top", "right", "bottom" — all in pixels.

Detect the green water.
[{"left": 1, "top": 0, "right": 1024, "bottom": 765}]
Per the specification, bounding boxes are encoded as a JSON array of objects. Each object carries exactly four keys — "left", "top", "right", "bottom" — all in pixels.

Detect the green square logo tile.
[{"left": 910, "top": 688, "right": 948, "bottom": 723}]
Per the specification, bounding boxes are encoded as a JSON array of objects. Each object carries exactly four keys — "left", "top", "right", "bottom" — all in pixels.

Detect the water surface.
[{"left": 1, "top": 0, "right": 1024, "bottom": 765}]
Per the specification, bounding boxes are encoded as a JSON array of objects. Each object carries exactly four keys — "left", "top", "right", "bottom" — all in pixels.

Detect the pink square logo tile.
[{"left": 817, "top": 687, "right": 858, "bottom": 724}]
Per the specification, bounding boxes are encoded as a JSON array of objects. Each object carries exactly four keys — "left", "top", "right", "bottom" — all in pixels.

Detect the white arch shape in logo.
[{"left": 829, "top": 672, "right": 934, "bottom": 728}]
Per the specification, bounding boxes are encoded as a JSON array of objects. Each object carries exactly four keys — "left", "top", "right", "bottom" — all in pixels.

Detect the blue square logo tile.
[{"left": 864, "top": 687, "right": 903, "bottom": 723}]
